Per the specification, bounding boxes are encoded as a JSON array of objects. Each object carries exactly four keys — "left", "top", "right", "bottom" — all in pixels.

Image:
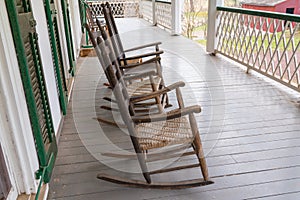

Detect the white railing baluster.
[
  {"left": 216, "top": 11, "right": 227, "bottom": 51},
  {"left": 140, "top": 0, "right": 153, "bottom": 23},
  {"left": 285, "top": 42, "right": 300, "bottom": 84},
  {"left": 223, "top": 13, "right": 235, "bottom": 55},
  {"left": 228, "top": 13, "right": 240, "bottom": 57},
  {"left": 248, "top": 17, "right": 262, "bottom": 68},
  {"left": 255, "top": 18, "right": 272, "bottom": 71},
  {"left": 236, "top": 14, "right": 247, "bottom": 60},
  {"left": 279, "top": 22, "right": 297, "bottom": 80},
  {"left": 270, "top": 22, "right": 285, "bottom": 77},
  {"left": 155, "top": 1, "right": 172, "bottom": 30},
  {"left": 232, "top": 13, "right": 244, "bottom": 59},
  {"left": 290, "top": 24, "right": 299, "bottom": 80},
  {"left": 253, "top": 17, "right": 266, "bottom": 69}
]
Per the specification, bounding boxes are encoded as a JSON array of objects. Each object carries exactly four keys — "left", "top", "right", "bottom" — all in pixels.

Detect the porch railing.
[
  {"left": 140, "top": 0, "right": 153, "bottom": 22},
  {"left": 155, "top": 0, "right": 172, "bottom": 30},
  {"left": 79, "top": 0, "right": 140, "bottom": 47},
  {"left": 87, "top": 0, "right": 139, "bottom": 17},
  {"left": 81, "top": 0, "right": 177, "bottom": 35},
  {"left": 140, "top": 0, "right": 172, "bottom": 30},
  {"left": 215, "top": 7, "right": 300, "bottom": 92}
]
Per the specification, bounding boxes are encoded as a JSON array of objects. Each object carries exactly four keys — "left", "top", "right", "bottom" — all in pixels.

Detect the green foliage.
[
  {"left": 218, "top": 29, "right": 300, "bottom": 53},
  {"left": 182, "top": 0, "right": 208, "bottom": 39},
  {"left": 183, "top": 11, "right": 208, "bottom": 18},
  {"left": 196, "top": 39, "right": 207, "bottom": 46}
]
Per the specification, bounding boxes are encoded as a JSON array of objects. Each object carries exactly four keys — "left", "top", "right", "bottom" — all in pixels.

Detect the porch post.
[
  {"left": 171, "top": 0, "right": 182, "bottom": 35},
  {"left": 152, "top": 0, "right": 157, "bottom": 25},
  {"left": 206, "top": 0, "right": 223, "bottom": 54}
]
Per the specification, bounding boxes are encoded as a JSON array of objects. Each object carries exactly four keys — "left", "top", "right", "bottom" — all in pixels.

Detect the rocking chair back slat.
[
  {"left": 88, "top": 3, "right": 170, "bottom": 109},
  {"left": 101, "top": 2, "right": 125, "bottom": 60},
  {"left": 101, "top": 2, "right": 164, "bottom": 80}
]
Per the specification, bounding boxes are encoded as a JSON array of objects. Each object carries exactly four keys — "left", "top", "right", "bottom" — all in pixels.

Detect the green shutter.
[
  {"left": 79, "top": 0, "right": 93, "bottom": 48},
  {"left": 78, "top": 0, "right": 85, "bottom": 33},
  {"left": 44, "top": 0, "right": 68, "bottom": 115},
  {"left": 5, "top": 0, "right": 57, "bottom": 184},
  {"left": 61, "top": 0, "right": 76, "bottom": 76}
]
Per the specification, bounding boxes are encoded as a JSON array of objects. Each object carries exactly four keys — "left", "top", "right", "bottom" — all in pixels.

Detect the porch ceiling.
[{"left": 49, "top": 18, "right": 300, "bottom": 200}]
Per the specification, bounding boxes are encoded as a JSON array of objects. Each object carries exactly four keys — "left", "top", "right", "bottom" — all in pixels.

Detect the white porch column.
[
  {"left": 171, "top": 0, "right": 182, "bottom": 35},
  {"left": 206, "top": 0, "right": 224, "bottom": 53},
  {"left": 152, "top": 0, "right": 157, "bottom": 25}
]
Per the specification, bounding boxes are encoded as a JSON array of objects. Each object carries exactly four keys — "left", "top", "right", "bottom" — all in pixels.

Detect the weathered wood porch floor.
[{"left": 49, "top": 18, "right": 300, "bottom": 200}]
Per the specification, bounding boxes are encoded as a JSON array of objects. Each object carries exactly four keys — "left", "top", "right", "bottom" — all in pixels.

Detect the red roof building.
[
  {"left": 241, "top": 0, "right": 300, "bottom": 15},
  {"left": 240, "top": 0, "right": 300, "bottom": 32}
]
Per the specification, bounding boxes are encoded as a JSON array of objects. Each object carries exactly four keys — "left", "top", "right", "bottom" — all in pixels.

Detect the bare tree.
[
  {"left": 182, "top": 0, "right": 207, "bottom": 39},
  {"left": 189, "top": 0, "right": 195, "bottom": 12}
]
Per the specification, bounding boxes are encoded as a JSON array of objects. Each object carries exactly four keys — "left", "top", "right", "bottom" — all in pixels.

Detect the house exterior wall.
[
  {"left": 0, "top": 0, "right": 82, "bottom": 198},
  {"left": 0, "top": 2, "right": 39, "bottom": 198},
  {"left": 31, "top": 0, "right": 63, "bottom": 133},
  {"left": 69, "top": 0, "right": 83, "bottom": 58},
  {"left": 54, "top": 0, "right": 73, "bottom": 85}
]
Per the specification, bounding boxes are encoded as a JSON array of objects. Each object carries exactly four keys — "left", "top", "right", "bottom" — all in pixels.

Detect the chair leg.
[
  {"left": 189, "top": 114, "right": 210, "bottom": 181},
  {"left": 158, "top": 84, "right": 171, "bottom": 108},
  {"left": 129, "top": 135, "right": 152, "bottom": 184},
  {"left": 137, "top": 152, "right": 151, "bottom": 184},
  {"left": 193, "top": 134, "right": 209, "bottom": 181},
  {"left": 162, "top": 93, "right": 172, "bottom": 108}
]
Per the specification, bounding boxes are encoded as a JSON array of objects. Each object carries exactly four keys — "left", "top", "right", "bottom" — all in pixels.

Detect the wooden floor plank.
[{"left": 250, "top": 191, "right": 300, "bottom": 200}]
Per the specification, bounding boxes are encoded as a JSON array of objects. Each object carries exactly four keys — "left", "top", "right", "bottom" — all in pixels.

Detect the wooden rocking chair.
[
  {"left": 101, "top": 2, "right": 166, "bottom": 79},
  {"left": 87, "top": 24, "right": 214, "bottom": 189},
  {"left": 85, "top": 22, "right": 169, "bottom": 128},
  {"left": 85, "top": 4, "right": 169, "bottom": 105}
]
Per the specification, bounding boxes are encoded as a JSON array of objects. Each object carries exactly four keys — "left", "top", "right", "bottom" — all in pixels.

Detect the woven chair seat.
[
  {"left": 127, "top": 76, "right": 161, "bottom": 96},
  {"left": 136, "top": 116, "right": 194, "bottom": 151}
]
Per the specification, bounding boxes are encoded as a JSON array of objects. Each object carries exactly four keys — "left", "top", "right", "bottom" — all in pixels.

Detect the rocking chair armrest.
[
  {"left": 121, "top": 50, "right": 164, "bottom": 61},
  {"left": 123, "top": 70, "right": 156, "bottom": 81},
  {"left": 130, "top": 81, "right": 185, "bottom": 103},
  {"left": 120, "top": 56, "right": 161, "bottom": 69},
  {"left": 124, "top": 42, "right": 162, "bottom": 52},
  {"left": 132, "top": 105, "right": 201, "bottom": 123}
]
